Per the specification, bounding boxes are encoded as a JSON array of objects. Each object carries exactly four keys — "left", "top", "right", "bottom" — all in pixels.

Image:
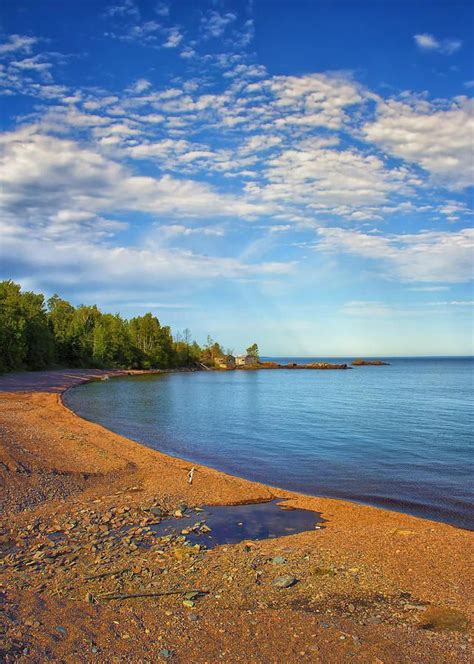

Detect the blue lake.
[{"left": 63, "top": 357, "right": 474, "bottom": 529}]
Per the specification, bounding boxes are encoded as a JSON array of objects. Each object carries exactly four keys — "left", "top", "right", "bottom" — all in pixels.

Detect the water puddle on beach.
[{"left": 150, "top": 499, "right": 325, "bottom": 548}]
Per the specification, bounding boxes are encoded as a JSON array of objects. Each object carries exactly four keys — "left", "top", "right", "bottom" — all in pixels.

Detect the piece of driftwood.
[
  {"left": 97, "top": 589, "right": 208, "bottom": 601},
  {"left": 187, "top": 467, "right": 195, "bottom": 484}
]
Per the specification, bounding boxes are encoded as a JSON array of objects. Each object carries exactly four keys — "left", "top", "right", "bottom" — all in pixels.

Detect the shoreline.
[
  {"left": 1, "top": 369, "right": 472, "bottom": 662},
  {"left": 62, "top": 369, "right": 470, "bottom": 532}
]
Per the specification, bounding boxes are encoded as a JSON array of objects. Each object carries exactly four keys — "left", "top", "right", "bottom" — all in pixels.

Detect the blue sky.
[{"left": 0, "top": 0, "right": 473, "bottom": 355}]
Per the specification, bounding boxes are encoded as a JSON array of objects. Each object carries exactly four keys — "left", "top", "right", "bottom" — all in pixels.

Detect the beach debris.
[
  {"left": 158, "top": 648, "right": 173, "bottom": 659},
  {"left": 271, "top": 556, "right": 286, "bottom": 565},
  {"left": 187, "top": 467, "right": 195, "bottom": 484},
  {"left": 183, "top": 599, "right": 195, "bottom": 608},
  {"left": 97, "top": 588, "right": 208, "bottom": 601},
  {"left": 272, "top": 575, "right": 297, "bottom": 589}
]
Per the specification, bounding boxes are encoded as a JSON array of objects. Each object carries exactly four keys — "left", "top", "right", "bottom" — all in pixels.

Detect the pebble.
[
  {"left": 271, "top": 556, "right": 286, "bottom": 565},
  {"left": 272, "top": 575, "right": 297, "bottom": 589},
  {"left": 159, "top": 648, "right": 173, "bottom": 658}
]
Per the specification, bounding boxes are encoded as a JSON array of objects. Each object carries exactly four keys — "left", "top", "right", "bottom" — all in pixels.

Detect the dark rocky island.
[{"left": 352, "top": 359, "right": 390, "bottom": 366}]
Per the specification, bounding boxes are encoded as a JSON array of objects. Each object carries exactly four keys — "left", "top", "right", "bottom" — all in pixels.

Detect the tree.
[
  {"left": 246, "top": 343, "right": 260, "bottom": 360},
  {"left": 21, "top": 291, "right": 54, "bottom": 369},
  {"left": 0, "top": 281, "right": 27, "bottom": 372},
  {"left": 47, "top": 295, "right": 75, "bottom": 364},
  {"left": 0, "top": 281, "right": 227, "bottom": 374}
]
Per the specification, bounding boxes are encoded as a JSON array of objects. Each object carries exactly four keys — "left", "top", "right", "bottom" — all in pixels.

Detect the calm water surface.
[{"left": 64, "top": 358, "right": 474, "bottom": 529}]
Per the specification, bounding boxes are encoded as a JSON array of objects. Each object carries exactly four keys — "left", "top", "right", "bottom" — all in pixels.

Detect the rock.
[
  {"left": 272, "top": 575, "right": 297, "bottom": 589},
  {"left": 149, "top": 507, "right": 162, "bottom": 516},
  {"left": 159, "top": 648, "right": 173, "bottom": 658},
  {"left": 183, "top": 599, "right": 195, "bottom": 608},
  {"left": 271, "top": 556, "right": 286, "bottom": 565},
  {"left": 174, "top": 510, "right": 184, "bottom": 518}
]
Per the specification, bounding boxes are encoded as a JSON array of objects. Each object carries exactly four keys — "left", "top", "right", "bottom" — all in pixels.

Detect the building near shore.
[
  {"left": 216, "top": 354, "right": 236, "bottom": 369},
  {"left": 236, "top": 354, "right": 258, "bottom": 367}
]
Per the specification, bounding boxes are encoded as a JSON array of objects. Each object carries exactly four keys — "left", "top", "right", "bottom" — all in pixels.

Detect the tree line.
[{"left": 0, "top": 281, "right": 235, "bottom": 373}]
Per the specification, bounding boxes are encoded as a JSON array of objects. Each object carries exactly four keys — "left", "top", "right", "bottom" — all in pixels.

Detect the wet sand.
[{"left": 0, "top": 370, "right": 472, "bottom": 663}]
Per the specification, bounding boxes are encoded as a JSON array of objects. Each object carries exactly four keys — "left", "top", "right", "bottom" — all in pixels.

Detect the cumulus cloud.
[
  {"left": 414, "top": 33, "right": 462, "bottom": 55},
  {"left": 0, "top": 126, "right": 291, "bottom": 297},
  {"left": 0, "top": 126, "right": 275, "bottom": 231},
  {"left": 0, "top": 34, "right": 38, "bottom": 56},
  {"left": 245, "top": 137, "right": 416, "bottom": 220},
  {"left": 201, "top": 11, "right": 237, "bottom": 38},
  {"left": 0, "top": 231, "right": 291, "bottom": 301},
  {"left": 163, "top": 27, "right": 183, "bottom": 48},
  {"left": 315, "top": 227, "right": 474, "bottom": 283},
  {"left": 364, "top": 97, "right": 474, "bottom": 190}
]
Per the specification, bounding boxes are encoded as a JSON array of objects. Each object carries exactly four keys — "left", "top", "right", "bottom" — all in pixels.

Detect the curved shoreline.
[
  {"left": 63, "top": 369, "right": 471, "bottom": 531},
  {"left": 0, "top": 366, "right": 470, "bottom": 530},
  {"left": 1, "top": 369, "right": 472, "bottom": 662}
]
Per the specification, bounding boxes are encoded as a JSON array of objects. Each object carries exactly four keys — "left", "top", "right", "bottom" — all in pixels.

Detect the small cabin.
[
  {"left": 216, "top": 354, "right": 236, "bottom": 370},
  {"left": 236, "top": 354, "right": 258, "bottom": 368}
]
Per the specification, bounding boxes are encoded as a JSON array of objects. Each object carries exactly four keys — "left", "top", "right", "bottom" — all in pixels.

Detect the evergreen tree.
[{"left": 0, "top": 280, "right": 232, "bottom": 373}]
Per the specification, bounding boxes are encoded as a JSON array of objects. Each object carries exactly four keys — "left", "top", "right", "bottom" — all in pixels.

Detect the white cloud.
[
  {"left": 0, "top": 126, "right": 275, "bottom": 227},
  {"left": 364, "top": 97, "right": 474, "bottom": 190},
  {"left": 315, "top": 227, "right": 474, "bottom": 283},
  {"left": 161, "top": 224, "right": 225, "bottom": 237},
  {"left": 428, "top": 300, "right": 474, "bottom": 306},
  {"left": 163, "top": 28, "right": 183, "bottom": 48},
  {"left": 130, "top": 78, "right": 151, "bottom": 93},
  {"left": 202, "top": 11, "right": 237, "bottom": 38},
  {"left": 246, "top": 137, "right": 415, "bottom": 219},
  {"left": 0, "top": 232, "right": 292, "bottom": 300},
  {"left": 0, "top": 34, "right": 37, "bottom": 56},
  {"left": 155, "top": 2, "right": 170, "bottom": 17},
  {"left": 438, "top": 201, "right": 473, "bottom": 222},
  {"left": 414, "top": 33, "right": 462, "bottom": 55},
  {"left": 341, "top": 301, "right": 400, "bottom": 317},
  {"left": 104, "top": 0, "right": 140, "bottom": 19}
]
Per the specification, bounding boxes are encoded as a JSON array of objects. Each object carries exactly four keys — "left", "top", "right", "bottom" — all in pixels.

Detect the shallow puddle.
[
  {"left": 151, "top": 499, "right": 324, "bottom": 548},
  {"left": 419, "top": 607, "right": 470, "bottom": 633}
]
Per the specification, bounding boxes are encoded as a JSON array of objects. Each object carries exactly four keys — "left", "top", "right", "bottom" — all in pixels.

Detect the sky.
[{"left": 0, "top": 0, "right": 473, "bottom": 356}]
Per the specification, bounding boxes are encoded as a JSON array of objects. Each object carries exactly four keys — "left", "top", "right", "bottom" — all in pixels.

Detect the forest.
[{"left": 0, "top": 280, "right": 231, "bottom": 373}]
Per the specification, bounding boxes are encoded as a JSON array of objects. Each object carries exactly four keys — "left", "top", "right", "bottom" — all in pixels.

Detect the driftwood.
[
  {"left": 187, "top": 467, "right": 195, "bottom": 484},
  {"left": 97, "top": 589, "right": 207, "bottom": 601}
]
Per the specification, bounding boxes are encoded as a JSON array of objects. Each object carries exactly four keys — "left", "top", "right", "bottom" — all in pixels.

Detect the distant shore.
[{"left": 0, "top": 369, "right": 472, "bottom": 662}]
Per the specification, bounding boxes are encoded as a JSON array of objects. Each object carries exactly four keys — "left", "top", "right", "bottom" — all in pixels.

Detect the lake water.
[{"left": 63, "top": 358, "right": 474, "bottom": 529}]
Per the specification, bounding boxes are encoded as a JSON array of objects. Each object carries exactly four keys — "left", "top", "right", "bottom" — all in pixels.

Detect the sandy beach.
[{"left": 0, "top": 370, "right": 472, "bottom": 663}]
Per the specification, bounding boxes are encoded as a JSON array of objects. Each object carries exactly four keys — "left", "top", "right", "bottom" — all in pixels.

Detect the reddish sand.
[{"left": 0, "top": 370, "right": 472, "bottom": 663}]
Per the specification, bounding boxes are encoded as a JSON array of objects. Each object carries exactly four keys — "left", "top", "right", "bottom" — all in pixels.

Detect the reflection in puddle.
[{"left": 151, "top": 499, "right": 325, "bottom": 548}]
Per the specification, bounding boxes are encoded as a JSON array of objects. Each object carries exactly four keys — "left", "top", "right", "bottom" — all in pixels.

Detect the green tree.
[
  {"left": 0, "top": 281, "right": 27, "bottom": 372},
  {"left": 47, "top": 295, "right": 76, "bottom": 364},
  {"left": 22, "top": 291, "right": 54, "bottom": 369},
  {"left": 246, "top": 343, "right": 260, "bottom": 359}
]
